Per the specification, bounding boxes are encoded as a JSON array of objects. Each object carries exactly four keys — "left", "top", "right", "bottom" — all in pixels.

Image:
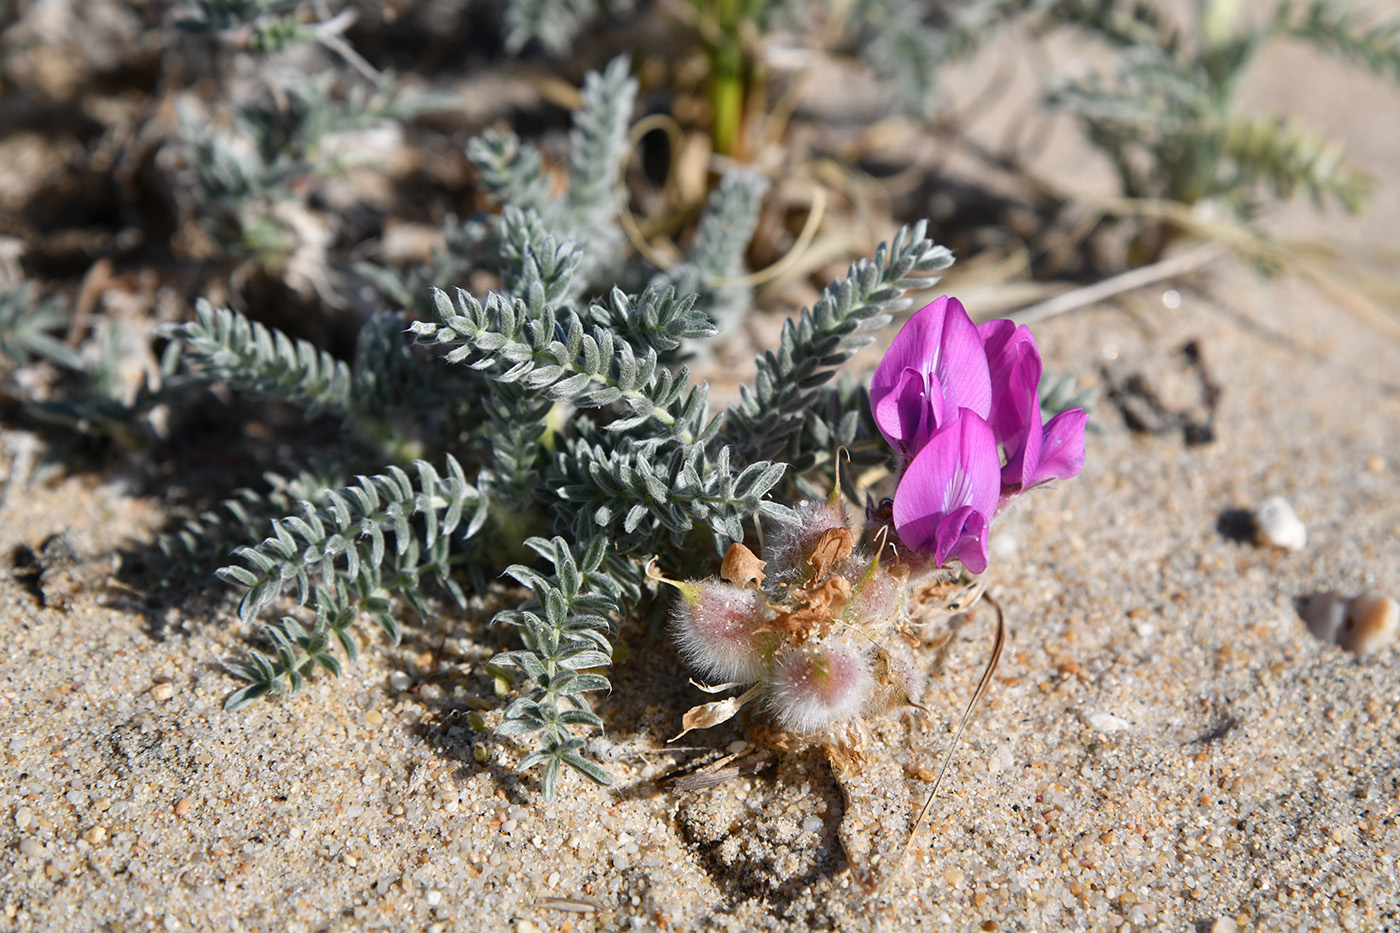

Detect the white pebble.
[
  {"left": 15, "top": 807, "right": 32, "bottom": 829},
  {"left": 388, "top": 671, "right": 413, "bottom": 692},
  {"left": 1301, "top": 591, "right": 1349, "bottom": 642},
  {"left": 1337, "top": 592, "right": 1399, "bottom": 657},
  {"left": 802, "top": 815, "right": 824, "bottom": 834},
  {"left": 425, "top": 890, "right": 442, "bottom": 906},
  {"left": 1080, "top": 710, "right": 1132, "bottom": 733},
  {"left": 1210, "top": 918, "right": 1238, "bottom": 933},
  {"left": 1254, "top": 496, "right": 1306, "bottom": 551}
]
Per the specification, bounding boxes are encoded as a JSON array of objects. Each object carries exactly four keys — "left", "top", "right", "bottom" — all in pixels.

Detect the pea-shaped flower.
[
  {"left": 869, "top": 296, "right": 992, "bottom": 463},
  {"left": 890, "top": 411, "right": 1001, "bottom": 573}
]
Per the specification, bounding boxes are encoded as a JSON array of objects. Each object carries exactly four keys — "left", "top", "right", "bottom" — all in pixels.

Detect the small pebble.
[
  {"left": 802, "top": 815, "right": 823, "bottom": 834},
  {"left": 18, "top": 838, "right": 42, "bottom": 860},
  {"left": 81, "top": 826, "right": 107, "bottom": 844},
  {"left": 174, "top": 798, "right": 194, "bottom": 817},
  {"left": 1337, "top": 592, "right": 1399, "bottom": 657},
  {"left": 516, "top": 921, "right": 541, "bottom": 933},
  {"left": 364, "top": 710, "right": 384, "bottom": 728},
  {"left": 388, "top": 671, "right": 412, "bottom": 692},
  {"left": 1254, "top": 496, "right": 1306, "bottom": 551},
  {"left": 15, "top": 806, "right": 33, "bottom": 829},
  {"left": 1080, "top": 710, "right": 1132, "bottom": 733},
  {"left": 425, "top": 890, "right": 442, "bottom": 906},
  {"left": 1210, "top": 918, "right": 1238, "bottom": 933},
  {"left": 1301, "top": 592, "right": 1349, "bottom": 642},
  {"left": 150, "top": 682, "right": 174, "bottom": 703}
]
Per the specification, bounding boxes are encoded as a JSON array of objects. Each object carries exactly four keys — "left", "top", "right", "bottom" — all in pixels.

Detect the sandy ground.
[
  {"left": 3, "top": 253, "right": 1399, "bottom": 933},
  {"left": 3, "top": 16, "right": 1400, "bottom": 933}
]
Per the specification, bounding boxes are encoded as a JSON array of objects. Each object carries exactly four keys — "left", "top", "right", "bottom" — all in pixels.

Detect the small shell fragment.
[
  {"left": 1080, "top": 709, "right": 1132, "bottom": 733},
  {"left": 1300, "top": 591, "right": 1349, "bottom": 642},
  {"left": 1336, "top": 592, "right": 1399, "bottom": 657},
  {"left": 1300, "top": 590, "right": 1399, "bottom": 657},
  {"left": 1254, "top": 496, "right": 1306, "bottom": 551}
]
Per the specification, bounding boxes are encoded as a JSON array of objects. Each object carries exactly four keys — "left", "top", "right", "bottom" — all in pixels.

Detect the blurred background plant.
[{"left": 1034, "top": 0, "right": 1400, "bottom": 262}]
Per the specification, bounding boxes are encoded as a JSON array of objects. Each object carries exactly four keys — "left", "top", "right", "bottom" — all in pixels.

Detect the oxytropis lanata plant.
[{"left": 668, "top": 295, "right": 1088, "bottom": 758}]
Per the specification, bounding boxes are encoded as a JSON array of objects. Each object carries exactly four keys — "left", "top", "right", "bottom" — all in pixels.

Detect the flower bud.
[
  {"left": 766, "top": 638, "right": 873, "bottom": 734},
  {"left": 672, "top": 580, "right": 777, "bottom": 683}
]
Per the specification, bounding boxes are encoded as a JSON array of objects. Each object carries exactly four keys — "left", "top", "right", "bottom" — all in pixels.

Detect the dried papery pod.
[
  {"left": 762, "top": 498, "right": 850, "bottom": 583},
  {"left": 720, "top": 541, "right": 766, "bottom": 590},
  {"left": 766, "top": 638, "right": 874, "bottom": 734},
  {"left": 671, "top": 579, "right": 780, "bottom": 683},
  {"left": 807, "top": 527, "right": 854, "bottom": 581}
]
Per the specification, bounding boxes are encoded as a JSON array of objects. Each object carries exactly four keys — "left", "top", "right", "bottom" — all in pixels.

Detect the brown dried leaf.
[{"left": 721, "top": 542, "right": 766, "bottom": 590}]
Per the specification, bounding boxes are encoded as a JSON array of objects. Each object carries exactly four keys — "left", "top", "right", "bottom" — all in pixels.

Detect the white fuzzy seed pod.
[
  {"left": 766, "top": 638, "right": 874, "bottom": 734},
  {"left": 672, "top": 580, "right": 776, "bottom": 683}
]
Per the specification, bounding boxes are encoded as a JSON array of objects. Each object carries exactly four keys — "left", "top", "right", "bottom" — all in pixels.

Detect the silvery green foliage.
[
  {"left": 725, "top": 220, "right": 953, "bottom": 465},
  {"left": 0, "top": 283, "right": 83, "bottom": 370},
  {"left": 655, "top": 168, "right": 769, "bottom": 337},
  {"left": 173, "top": 0, "right": 308, "bottom": 53},
  {"left": 500, "top": 0, "right": 636, "bottom": 55},
  {"left": 466, "top": 56, "right": 636, "bottom": 278},
  {"left": 172, "top": 58, "right": 955, "bottom": 800},
  {"left": 174, "top": 300, "right": 354, "bottom": 416},
  {"left": 179, "top": 76, "right": 425, "bottom": 260},
  {"left": 158, "top": 463, "right": 349, "bottom": 590},
  {"left": 492, "top": 536, "right": 621, "bottom": 799},
  {"left": 217, "top": 456, "right": 487, "bottom": 630},
  {"left": 187, "top": 217, "right": 947, "bottom": 797}
]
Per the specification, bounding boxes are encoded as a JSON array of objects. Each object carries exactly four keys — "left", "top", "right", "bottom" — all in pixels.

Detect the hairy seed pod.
[
  {"left": 672, "top": 580, "right": 777, "bottom": 683},
  {"left": 766, "top": 638, "right": 873, "bottom": 733}
]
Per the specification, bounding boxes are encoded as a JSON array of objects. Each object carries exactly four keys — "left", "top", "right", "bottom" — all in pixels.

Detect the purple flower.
[
  {"left": 890, "top": 411, "right": 1001, "bottom": 573},
  {"left": 869, "top": 297, "right": 992, "bottom": 462},
  {"left": 870, "top": 296, "right": 1089, "bottom": 573},
  {"left": 979, "top": 320, "right": 1088, "bottom": 510}
]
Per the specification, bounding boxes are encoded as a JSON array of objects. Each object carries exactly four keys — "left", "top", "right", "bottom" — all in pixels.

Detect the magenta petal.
[
  {"left": 871, "top": 297, "right": 950, "bottom": 410},
  {"left": 979, "top": 319, "right": 1043, "bottom": 448},
  {"left": 892, "top": 412, "right": 1000, "bottom": 570},
  {"left": 935, "top": 299, "right": 993, "bottom": 421},
  {"left": 873, "top": 366, "right": 945, "bottom": 455},
  {"left": 1000, "top": 383, "right": 1043, "bottom": 489},
  {"left": 1026, "top": 408, "right": 1088, "bottom": 486},
  {"left": 933, "top": 504, "right": 990, "bottom": 574}
]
